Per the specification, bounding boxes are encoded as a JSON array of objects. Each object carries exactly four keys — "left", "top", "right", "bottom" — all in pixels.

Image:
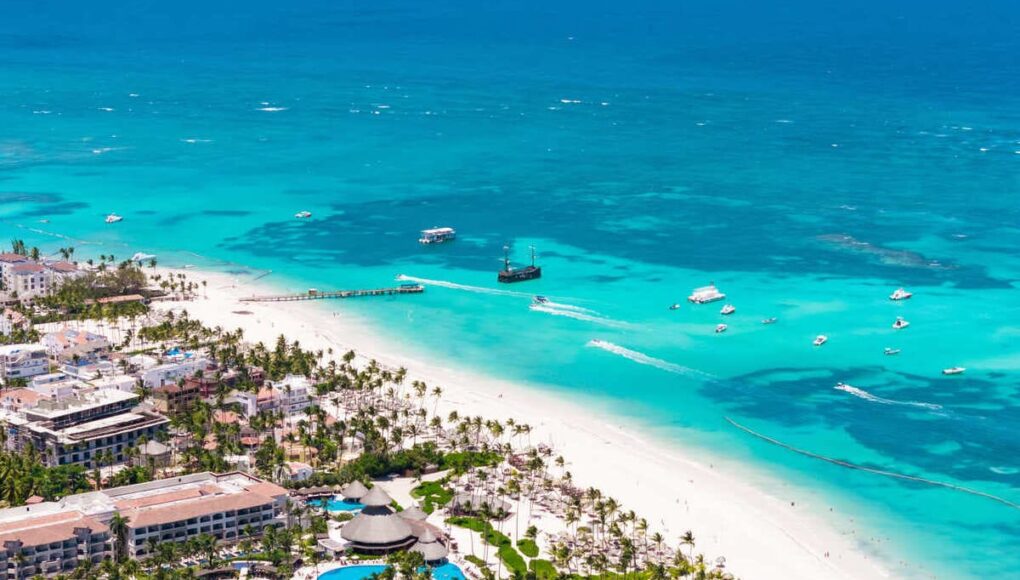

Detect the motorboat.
[
  {"left": 761, "top": 317, "right": 778, "bottom": 325},
  {"left": 669, "top": 303, "right": 681, "bottom": 311},
  {"left": 419, "top": 227, "right": 456, "bottom": 244},
  {"left": 533, "top": 296, "right": 549, "bottom": 305},
  {"left": 295, "top": 211, "right": 312, "bottom": 219},
  {"left": 715, "top": 323, "right": 728, "bottom": 333},
  {"left": 889, "top": 288, "right": 913, "bottom": 301},
  {"left": 892, "top": 316, "right": 910, "bottom": 330},
  {"left": 688, "top": 284, "right": 726, "bottom": 304},
  {"left": 942, "top": 367, "right": 966, "bottom": 375},
  {"left": 813, "top": 335, "right": 828, "bottom": 346},
  {"left": 884, "top": 347, "right": 901, "bottom": 356},
  {"left": 105, "top": 213, "right": 123, "bottom": 224},
  {"left": 720, "top": 304, "right": 736, "bottom": 315}
]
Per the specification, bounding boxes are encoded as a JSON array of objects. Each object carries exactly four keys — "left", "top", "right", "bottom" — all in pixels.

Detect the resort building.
[
  {"left": 0, "top": 344, "right": 49, "bottom": 384},
  {"left": 0, "top": 259, "right": 82, "bottom": 303},
  {"left": 0, "top": 308, "right": 29, "bottom": 336},
  {"left": 261, "top": 374, "right": 313, "bottom": 416},
  {"left": 140, "top": 357, "right": 209, "bottom": 389},
  {"left": 152, "top": 380, "right": 201, "bottom": 415},
  {"left": 41, "top": 328, "right": 110, "bottom": 360},
  {"left": 339, "top": 486, "right": 416, "bottom": 554},
  {"left": 1, "top": 389, "right": 168, "bottom": 468},
  {"left": 0, "top": 472, "right": 287, "bottom": 573}
]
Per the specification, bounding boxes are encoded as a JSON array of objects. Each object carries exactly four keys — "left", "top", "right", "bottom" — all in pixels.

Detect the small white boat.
[
  {"left": 105, "top": 213, "right": 123, "bottom": 224},
  {"left": 892, "top": 316, "right": 910, "bottom": 330},
  {"left": 715, "top": 323, "right": 728, "bottom": 333},
  {"left": 942, "top": 366, "right": 966, "bottom": 375},
  {"left": 720, "top": 304, "right": 736, "bottom": 315},
  {"left": 884, "top": 347, "right": 901, "bottom": 356},
  {"left": 813, "top": 335, "right": 828, "bottom": 346},
  {"left": 295, "top": 211, "right": 312, "bottom": 219},
  {"left": 889, "top": 288, "right": 913, "bottom": 301},
  {"left": 668, "top": 303, "right": 680, "bottom": 311},
  {"left": 761, "top": 317, "right": 777, "bottom": 325}
]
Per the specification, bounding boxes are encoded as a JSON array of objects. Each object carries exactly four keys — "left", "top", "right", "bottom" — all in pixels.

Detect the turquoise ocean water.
[{"left": 2, "top": 1, "right": 1019, "bottom": 576}]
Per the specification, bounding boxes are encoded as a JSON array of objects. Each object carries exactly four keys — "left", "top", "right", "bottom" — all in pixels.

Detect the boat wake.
[
  {"left": 539, "top": 300, "right": 596, "bottom": 315},
  {"left": 396, "top": 275, "right": 533, "bottom": 298},
  {"left": 586, "top": 340, "right": 713, "bottom": 379},
  {"left": 531, "top": 305, "right": 626, "bottom": 328},
  {"left": 834, "top": 383, "right": 942, "bottom": 410}
]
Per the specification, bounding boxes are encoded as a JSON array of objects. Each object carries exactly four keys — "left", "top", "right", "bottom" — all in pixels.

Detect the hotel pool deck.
[
  {"left": 307, "top": 497, "right": 366, "bottom": 512},
  {"left": 317, "top": 563, "right": 465, "bottom": 580}
]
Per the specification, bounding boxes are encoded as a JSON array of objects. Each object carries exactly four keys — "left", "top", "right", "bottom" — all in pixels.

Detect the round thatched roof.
[
  {"left": 410, "top": 529, "right": 448, "bottom": 562},
  {"left": 340, "top": 480, "right": 369, "bottom": 500},
  {"left": 359, "top": 485, "right": 393, "bottom": 507},
  {"left": 340, "top": 512, "right": 414, "bottom": 545},
  {"left": 398, "top": 505, "right": 428, "bottom": 521}
]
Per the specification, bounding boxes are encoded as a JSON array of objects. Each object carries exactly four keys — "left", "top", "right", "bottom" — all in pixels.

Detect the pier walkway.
[{"left": 241, "top": 284, "right": 424, "bottom": 303}]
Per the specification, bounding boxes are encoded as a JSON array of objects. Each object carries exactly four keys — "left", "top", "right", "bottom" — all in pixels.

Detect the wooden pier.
[{"left": 241, "top": 284, "right": 424, "bottom": 303}]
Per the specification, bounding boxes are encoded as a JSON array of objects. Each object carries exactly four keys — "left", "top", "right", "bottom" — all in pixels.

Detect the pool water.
[
  {"left": 308, "top": 497, "right": 365, "bottom": 512},
  {"left": 317, "top": 563, "right": 465, "bottom": 580}
]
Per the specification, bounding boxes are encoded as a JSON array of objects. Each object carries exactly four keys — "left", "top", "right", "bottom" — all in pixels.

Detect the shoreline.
[{"left": 151, "top": 266, "right": 896, "bottom": 580}]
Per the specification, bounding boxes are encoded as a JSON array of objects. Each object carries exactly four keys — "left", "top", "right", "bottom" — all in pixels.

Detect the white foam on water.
[
  {"left": 834, "top": 383, "right": 942, "bottom": 410},
  {"left": 256, "top": 107, "right": 288, "bottom": 112},
  {"left": 586, "top": 339, "right": 713, "bottom": 379},
  {"left": 990, "top": 466, "right": 1018, "bottom": 475},
  {"left": 529, "top": 304, "right": 626, "bottom": 328},
  {"left": 540, "top": 300, "right": 596, "bottom": 315}
]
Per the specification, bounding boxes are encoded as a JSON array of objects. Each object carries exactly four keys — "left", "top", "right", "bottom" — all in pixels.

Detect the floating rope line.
[{"left": 725, "top": 417, "right": 1020, "bottom": 511}]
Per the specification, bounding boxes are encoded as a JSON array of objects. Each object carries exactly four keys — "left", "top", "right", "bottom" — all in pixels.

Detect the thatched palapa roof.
[
  {"left": 409, "top": 528, "right": 448, "bottom": 563},
  {"left": 340, "top": 480, "right": 369, "bottom": 501},
  {"left": 398, "top": 505, "right": 428, "bottom": 521}
]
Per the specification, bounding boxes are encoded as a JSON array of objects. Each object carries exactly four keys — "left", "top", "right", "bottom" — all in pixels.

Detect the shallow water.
[{"left": 2, "top": 1, "right": 1018, "bottom": 577}]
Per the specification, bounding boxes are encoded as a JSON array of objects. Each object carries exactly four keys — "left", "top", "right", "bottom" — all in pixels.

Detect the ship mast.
[
  {"left": 503, "top": 245, "right": 511, "bottom": 272},
  {"left": 530, "top": 245, "right": 536, "bottom": 268}
]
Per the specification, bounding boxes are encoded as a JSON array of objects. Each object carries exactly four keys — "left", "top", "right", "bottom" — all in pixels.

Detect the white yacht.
[
  {"left": 105, "top": 213, "right": 123, "bottom": 224},
  {"left": 813, "top": 335, "right": 828, "bottom": 346},
  {"left": 884, "top": 347, "right": 901, "bottom": 356},
  {"left": 720, "top": 304, "right": 736, "bottom": 315},
  {"left": 942, "top": 366, "right": 966, "bottom": 375},
  {"left": 715, "top": 323, "right": 728, "bottom": 333},
  {"left": 688, "top": 284, "right": 726, "bottom": 304},
  {"left": 889, "top": 288, "right": 913, "bottom": 301},
  {"left": 762, "top": 317, "right": 778, "bottom": 325},
  {"left": 419, "top": 227, "right": 456, "bottom": 244},
  {"left": 892, "top": 316, "right": 910, "bottom": 330},
  {"left": 295, "top": 211, "right": 312, "bottom": 219}
]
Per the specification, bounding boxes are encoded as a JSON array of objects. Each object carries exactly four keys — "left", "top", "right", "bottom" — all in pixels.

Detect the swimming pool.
[
  {"left": 307, "top": 497, "right": 365, "bottom": 512},
  {"left": 317, "top": 563, "right": 465, "bottom": 580}
]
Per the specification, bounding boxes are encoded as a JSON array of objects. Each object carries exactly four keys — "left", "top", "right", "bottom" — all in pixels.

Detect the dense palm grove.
[{"left": 0, "top": 264, "right": 731, "bottom": 580}]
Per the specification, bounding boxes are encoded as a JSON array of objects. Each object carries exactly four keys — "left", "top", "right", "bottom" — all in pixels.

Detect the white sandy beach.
[{"left": 152, "top": 267, "right": 898, "bottom": 580}]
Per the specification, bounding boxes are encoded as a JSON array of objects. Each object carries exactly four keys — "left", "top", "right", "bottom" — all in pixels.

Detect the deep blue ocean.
[{"left": 2, "top": 1, "right": 1018, "bottom": 577}]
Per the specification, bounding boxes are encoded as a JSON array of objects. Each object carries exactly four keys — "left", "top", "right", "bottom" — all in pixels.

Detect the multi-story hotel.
[
  {"left": 0, "top": 344, "right": 49, "bottom": 384},
  {"left": 0, "top": 472, "right": 287, "bottom": 577}
]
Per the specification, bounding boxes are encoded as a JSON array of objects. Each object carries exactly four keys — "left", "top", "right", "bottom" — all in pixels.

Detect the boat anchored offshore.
[
  {"left": 105, "top": 213, "right": 123, "bottom": 224},
  {"left": 892, "top": 316, "right": 910, "bottom": 330},
  {"left": 942, "top": 366, "right": 966, "bottom": 375},
  {"left": 294, "top": 210, "right": 312, "bottom": 219},
  {"left": 419, "top": 227, "right": 456, "bottom": 244},
  {"left": 669, "top": 303, "right": 681, "bottom": 311},
  {"left": 884, "top": 347, "right": 901, "bottom": 356},
  {"left": 890, "top": 288, "right": 913, "bottom": 301},
  {"left": 715, "top": 323, "right": 728, "bottom": 333},
  {"left": 813, "top": 335, "right": 828, "bottom": 346},
  {"left": 498, "top": 245, "right": 541, "bottom": 283},
  {"left": 762, "top": 317, "right": 778, "bottom": 325},
  {"left": 688, "top": 284, "right": 726, "bottom": 304},
  {"left": 720, "top": 304, "right": 736, "bottom": 315}
]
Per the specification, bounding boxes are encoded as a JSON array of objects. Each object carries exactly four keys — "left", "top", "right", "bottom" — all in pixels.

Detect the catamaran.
[
  {"left": 419, "top": 227, "right": 456, "bottom": 244},
  {"left": 688, "top": 284, "right": 726, "bottom": 304}
]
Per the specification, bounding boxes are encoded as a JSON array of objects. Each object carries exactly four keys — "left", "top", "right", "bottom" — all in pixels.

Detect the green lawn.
[
  {"left": 529, "top": 559, "right": 557, "bottom": 579},
  {"left": 517, "top": 538, "right": 539, "bottom": 558},
  {"left": 409, "top": 480, "right": 454, "bottom": 514}
]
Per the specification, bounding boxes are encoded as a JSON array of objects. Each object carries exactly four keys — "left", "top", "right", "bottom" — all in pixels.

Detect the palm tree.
[{"left": 109, "top": 513, "right": 130, "bottom": 562}]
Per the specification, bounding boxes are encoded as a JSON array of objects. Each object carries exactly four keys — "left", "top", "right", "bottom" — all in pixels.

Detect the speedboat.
[
  {"left": 131, "top": 252, "right": 156, "bottom": 262},
  {"left": 761, "top": 317, "right": 778, "bottom": 325},
  {"left": 942, "top": 367, "right": 966, "bottom": 375},
  {"left": 720, "top": 304, "right": 736, "bottom": 315},
  {"left": 533, "top": 296, "right": 549, "bottom": 305},
  {"left": 295, "top": 211, "right": 312, "bottom": 219},
  {"left": 884, "top": 347, "right": 901, "bottom": 356},
  {"left": 668, "top": 303, "right": 680, "bottom": 311},
  {"left": 715, "top": 323, "right": 728, "bottom": 333},
  {"left": 813, "top": 335, "right": 828, "bottom": 346},
  {"left": 892, "top": 316, "right": 910, "bottom": 330},
  {"left": 105, "top": 213, "right": 123, "bottom": 224},
  {"left": 889, "top": 288, "right": 913, "bottom": 301}
]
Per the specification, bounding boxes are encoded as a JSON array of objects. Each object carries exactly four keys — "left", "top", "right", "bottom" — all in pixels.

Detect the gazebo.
[
  {"left": 398, "top": 505, "right": 428, "bottom": 522},
  {"left": 340, "top": 480, "right": 369, "bottom": 502},
  {"left": 340, "top": 486, "right": 416, "bottom": 554},
  {"left": 409, "top": 529, "right": 449, "bottom": 564}
]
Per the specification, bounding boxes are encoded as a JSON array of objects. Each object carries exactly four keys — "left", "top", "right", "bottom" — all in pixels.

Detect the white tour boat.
[
  {"left": 688, "top": 284, "right": 726, "bottom": 304},
  {"left": 720, "top": 304, "right": 736, "bottom": 315},
  {"left": 892, "top": 316, "right": 910, "bottom": 330},
  {"left": 889, "top": 288, "right": 913, "bottom": 301},
  {"left": 419, "top": 227, "right": 456, "bottom": 244},
  {"left": 942, "top": 367, "right": 966, "bottom": 375},
  {"left": 105, "top": 213, "right": 123, "bottom": 224},
  {"left": 813, "top": 335, "right": 828, "bottom": 346}
]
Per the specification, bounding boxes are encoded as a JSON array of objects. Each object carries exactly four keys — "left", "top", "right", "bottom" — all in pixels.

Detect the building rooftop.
[
  {"left": 27, "top": 388, "right": 138, "bottom": 420},
  {"left": 0, "top": 510, "right": 108, "bottom": 547}
]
